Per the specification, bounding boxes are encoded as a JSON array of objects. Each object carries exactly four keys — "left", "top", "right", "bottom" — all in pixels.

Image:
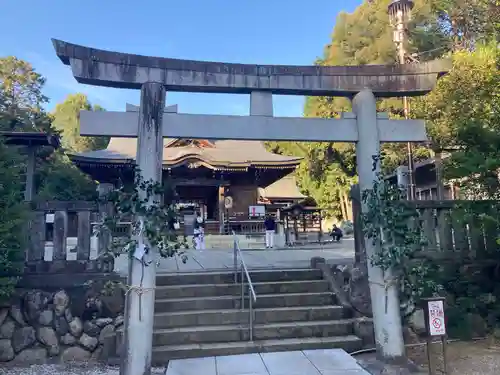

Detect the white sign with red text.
[
  {"left": 428, "top": 300, "right": 446, "bottom": 336},
  {"left": 249, "top": 205, "right": 265, "bottom": 218}
]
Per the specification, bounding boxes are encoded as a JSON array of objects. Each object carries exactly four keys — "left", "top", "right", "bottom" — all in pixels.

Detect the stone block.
[
  {"left": 37, "top": 326, "right": 59, "bottom": 356},
  {"left": 38, "top": 310, "right": 54, "bottom": 326},
  {"left": 0, "top": 318, "right": 15, "bottom": 339},
  {"left": 61, "top": 333, "right": 76, "bottom": 345},
  {"left": 353, "top": 317, "right": 375, "bottom": 348},
  {"left": 101, "top": 331, "right": 118, "bottom": 360},
  {"left": 99, "top": 324, "right": 115, "bottom": 344},
  {"left": 0, "top": 308, "right": 7, "bottom": 326},
  {"left": 79, "top": 333, "right": 98, "bottom": 351},
  {"left": 68, "top": 317, "right": 83, "bottom": 337},
  {"left": 54, "top": 316, "right": 69, "bottom": 335},
  {"left": 12, "top": 348, "right": 47, "bottom": 364},
  {"left": 61, "top": 346, "right": 91, "bottom": 362},
  {"left": 23, "top": 290, "right": 50, "bottom": 323},
  {"left": 310, "top": 256, "right": 326, "bottom": 269},
  {"left": 0, "top": 339, "right": 14, "bottom": 361},
  {"left": 12, "top": 326, "right": 36, "bottom": 353},
  {"left": 9, "top": 305, "right": 26, "bottom": 326},
  {"left": 53, "top": 290, "right": 69, "bottom": 316},
  {"left": 83, "top": 321, "right": 100, "bottom": 337}
]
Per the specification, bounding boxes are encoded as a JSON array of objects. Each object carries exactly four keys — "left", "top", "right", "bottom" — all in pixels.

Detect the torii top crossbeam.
[{"left": 52, "top": 39, "right": 449, "bottom": 98}]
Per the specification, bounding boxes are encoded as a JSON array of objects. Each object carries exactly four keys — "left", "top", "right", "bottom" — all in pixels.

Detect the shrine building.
[{"left": 70, "top": 137, "right": 305, "bottom": 234}]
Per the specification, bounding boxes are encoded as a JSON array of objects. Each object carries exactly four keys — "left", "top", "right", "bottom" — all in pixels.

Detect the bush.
[{"left": 340, "top": 220, "right": 353, "bottom": 235}]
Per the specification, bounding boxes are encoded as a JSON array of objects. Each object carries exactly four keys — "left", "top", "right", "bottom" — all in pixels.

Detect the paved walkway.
[
  {"left": 167, "top": 349, "right": 369, "bottom": 375},
  {"left": 113, "top": 239, "right": 355, "bottom": 275}
]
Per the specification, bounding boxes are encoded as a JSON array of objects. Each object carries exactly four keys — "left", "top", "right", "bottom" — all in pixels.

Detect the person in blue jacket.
[{"left": 264, "top": 214, "right": 276, "bottom": 248}]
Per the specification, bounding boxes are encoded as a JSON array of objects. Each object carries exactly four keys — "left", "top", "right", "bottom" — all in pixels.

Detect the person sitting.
[{"left": 330, "top": 224, "right": 343, "bottom": 242}]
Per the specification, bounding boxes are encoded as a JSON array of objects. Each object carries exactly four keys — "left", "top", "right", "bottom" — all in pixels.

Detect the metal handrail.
[{"left": 232, "top": 230, "right": 257, "bottom": 341}]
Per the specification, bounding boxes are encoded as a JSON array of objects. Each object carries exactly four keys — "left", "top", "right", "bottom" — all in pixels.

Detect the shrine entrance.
[
  {"left": 52, "top": 38, "right": 449, "bottom": 374},
  {"left": 175, "top": 186, "right": 218, "bottom": 219}
]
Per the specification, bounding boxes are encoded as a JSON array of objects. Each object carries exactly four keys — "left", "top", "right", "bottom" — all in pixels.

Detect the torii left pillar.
[{"left": 121, "top": 82, "right": 166, "bottom": 375}]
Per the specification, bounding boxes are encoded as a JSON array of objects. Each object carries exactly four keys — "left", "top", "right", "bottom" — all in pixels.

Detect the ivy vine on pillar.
[
  {"left": 92, "top": 168, "right": 188, "bottom": 294},
  {"left": 361, "top": 156, "right": 442, "bottom": 316}
]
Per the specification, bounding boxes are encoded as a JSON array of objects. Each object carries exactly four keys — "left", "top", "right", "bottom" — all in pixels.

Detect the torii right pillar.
[{"left": 353, "top": 89, "right": 405, "bottom": 360}]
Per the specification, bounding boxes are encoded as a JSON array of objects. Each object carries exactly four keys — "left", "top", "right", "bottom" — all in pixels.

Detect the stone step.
[
  {"left": 156, "top": 268, "right": 322, "bottom": 286},
  {"left": 154, "top": 292, "right": 335, "bottom": 313},
  {"left": 153, "top": 319, "right": 354, "bottom": 346},
  {"left": 155, "top": 279, "right": 330, "bottom": 299},
  {"left": 154, "top": 305, "right": 346, "bottom": 328},
  {"left": 151, "top": 335, "right": 362, "bottom": 364},
  {"left": 205, "top": 242, "right": 265, "bottom": 249}
]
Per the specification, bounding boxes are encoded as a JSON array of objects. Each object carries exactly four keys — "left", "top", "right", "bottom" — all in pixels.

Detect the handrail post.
[
  {"left": 249, "top": 287, "right": 254, "bottom": 342},
  {"left": 233, "top": 238, "right": 238, "bottom": 283},
  {"left": 241, "top": 265, "right": 245, "bottom": 309}
]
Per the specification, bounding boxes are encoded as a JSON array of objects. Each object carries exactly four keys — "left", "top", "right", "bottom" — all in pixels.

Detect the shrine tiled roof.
[
  {"left": 258, "top": 175, "right": 305, "bottom": 200},
  {"left": 70, "top": 138, "right": 302, "bottom": 171}
]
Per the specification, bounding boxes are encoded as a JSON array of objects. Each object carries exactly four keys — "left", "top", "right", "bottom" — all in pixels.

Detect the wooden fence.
[
  {"left": 23, "top": 200, "right": 271, "bottom": 274},
  {"left": 412, "top": 200, "right": 499, "bottom": 260},
  {"left": 351, "top": 187, "right": 499, "bottom": 262},
  {"left": 24, "top": 201, "right": 112, "bottom": 274}
]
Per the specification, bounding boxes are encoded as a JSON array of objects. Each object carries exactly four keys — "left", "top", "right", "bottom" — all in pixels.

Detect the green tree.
[
  {"left": 431, "top": 0, "right": 497, "bottom": 50},
  {"left": 36, "top": 152, "right": 98, "bottom": 201},
  {"left": 269, "top": 0, "right": 447, "bottom": 218},
  {"left": 0, "top": 57, "right": 100, "bottom": 201},
  {"left": 0, "top": 140, "right": 28, "bottom": 301},
  {"left": 0, "top": 56, "right": 50, "bottom": 132},
  {"left": 412, "top": 43, "right": 500, "bottom": 198},
  {"left": 52, "top": 93, "right": 109, "bottom": 153}
]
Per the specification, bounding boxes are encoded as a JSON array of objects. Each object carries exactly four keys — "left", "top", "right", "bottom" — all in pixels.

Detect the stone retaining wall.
[{"left": 0, "top": 277, "right": 124, "bottom": 364}]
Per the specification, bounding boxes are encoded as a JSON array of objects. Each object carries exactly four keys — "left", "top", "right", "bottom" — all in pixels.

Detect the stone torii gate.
[{"left": 52, "top": 39, "right": 448, "bottom": 375}]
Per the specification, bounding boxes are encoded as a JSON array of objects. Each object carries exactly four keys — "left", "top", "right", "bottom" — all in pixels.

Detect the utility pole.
[{"left": 388, "top": 0, "right": 416, "bottom": 200}]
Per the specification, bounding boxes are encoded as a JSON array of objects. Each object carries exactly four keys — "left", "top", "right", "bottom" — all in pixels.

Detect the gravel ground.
[
  {"left": 0, "top": 364, "right": 166, "bottom": 375},
  {"left": 356, "top": 338, "right": 500, "bottom": 375},
  {"left": 408, "top": 339, "right": 500, "bottom": 375}
]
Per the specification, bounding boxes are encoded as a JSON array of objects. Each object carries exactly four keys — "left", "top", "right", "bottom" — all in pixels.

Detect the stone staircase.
[
  {"left": 151, "top": 268, "right": 363, "bottom": 365},
  {"left": 204, "top": 234, "right": 265, "bottom": 249}
]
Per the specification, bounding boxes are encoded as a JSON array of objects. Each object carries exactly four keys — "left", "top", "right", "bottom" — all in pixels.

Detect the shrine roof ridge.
[
  {"left": 52, "top": 39, "right": 451, "bottom": 97},
  {"left": 69, "top": 138, "right": 302, "bottom": 171}
]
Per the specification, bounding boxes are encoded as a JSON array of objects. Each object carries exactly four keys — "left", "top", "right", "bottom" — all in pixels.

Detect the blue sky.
[{"left": 0, "top": 0, "right": 361, "bottom": 117}]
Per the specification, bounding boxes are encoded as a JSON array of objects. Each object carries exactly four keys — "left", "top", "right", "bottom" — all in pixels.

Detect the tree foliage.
[
  {"left": 0, "top": 56, "right": 106, "bottom": 297},
  {"left": 269, "top": 0, "right": 497, "bottom": 221},
  {"left": 268, "top": 0, "right": 445, "bottom": 219},
  {"left": 0, "top": 140, "right": 28, "bottom": 301},
  {"left": 0, "top": 57, "right": 50, "bottom": 132},
  {"left": 412, "top": 43, "right": 500, "bottom": 198},
  {"left": 431, "top": 0, "right": 498, "bottom": 50},
  {"left": 0, "top": 57, "right": 103, "bottom": 202},
  {"left": 36, "top": 152, "right": 98, "bottom": 201},
  {"left": 362, "top": 172, "right": 442, "bottom": 317},
  {"left": 52, "top": 93, "right": 109, "bottom": 153}
]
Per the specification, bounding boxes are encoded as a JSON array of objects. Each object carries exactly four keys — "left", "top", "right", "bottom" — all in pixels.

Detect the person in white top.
[{"left": 194, "top": 211, "right": 205, "bottom": 250}]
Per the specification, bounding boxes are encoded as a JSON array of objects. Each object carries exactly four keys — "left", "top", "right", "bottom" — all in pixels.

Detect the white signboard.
[
  {"left": 428, "top": 300, "right": 446, "bottom": 336},
  {"left": 224, "top": 196, "right": 233, "bottom": 209},
  {"left": 249, "top": 205, "right": 265, "bottom": 217},
  {"left": 45, "top": 213, "right": 55, "bottom": 224}
]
